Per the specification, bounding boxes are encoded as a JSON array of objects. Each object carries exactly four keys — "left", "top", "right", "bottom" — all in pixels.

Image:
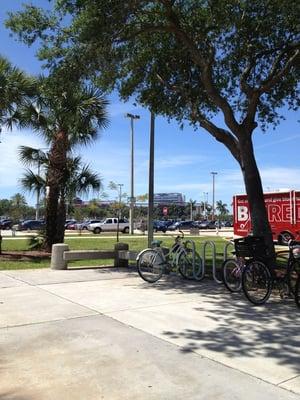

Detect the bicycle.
[
  {"left": 222, "top": 254, "right": 245, "bottom": 293},
  {"left": 222, "top": 237, "right": 267, "bottom": 294},
  {"left": 136, "top": 231, "right": 203, "bottom": 283},
  {"left": 241, "top": 238, "right": 300, "bottom": 305}
]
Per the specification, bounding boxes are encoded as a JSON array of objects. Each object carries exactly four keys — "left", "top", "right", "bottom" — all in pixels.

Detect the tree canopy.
[{"left": 6, "top": 0, "right": 300, "bottom": 254}]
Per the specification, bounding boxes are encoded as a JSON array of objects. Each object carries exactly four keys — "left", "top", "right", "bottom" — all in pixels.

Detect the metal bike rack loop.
[
  {"left": 185, "top": 239, "right": 204, "bottom": 280},
  {"left": 223, "top": 240, "right": 235, "bottom": 261},
  {"left": 202, "top": 240, "right": 222, "bottom": 284}
]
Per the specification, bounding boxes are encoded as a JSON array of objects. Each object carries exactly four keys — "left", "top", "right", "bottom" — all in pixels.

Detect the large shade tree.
[
  {"left": 15, "top": 77, "right": 108, "bottom": 251},
  {"left": 7, "top": 0, "right": 300, "bottom": 258}
]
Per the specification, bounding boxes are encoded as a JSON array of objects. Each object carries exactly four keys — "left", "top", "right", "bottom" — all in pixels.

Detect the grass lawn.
[{"left": 0, "top": 234, "right": 231, "bottom": 271}]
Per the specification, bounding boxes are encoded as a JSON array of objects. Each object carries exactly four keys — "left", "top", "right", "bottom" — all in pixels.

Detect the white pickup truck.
[{"left": 87, "top": 218, "right": 130, "bottom": 234}]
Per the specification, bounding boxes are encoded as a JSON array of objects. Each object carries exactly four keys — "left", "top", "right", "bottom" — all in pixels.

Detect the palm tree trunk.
[{"left": 44, "top": 130, "right": 68, "bottom": 252}]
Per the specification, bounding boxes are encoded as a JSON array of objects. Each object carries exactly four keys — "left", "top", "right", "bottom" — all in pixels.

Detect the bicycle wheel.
[
  {"left": 242, "top": 260, "right": 272, "bottom": 305},
  {"left": 178, "top": 251, "right": 203, "bottom": 280},
  {"left": 137, "top": 249, "right": 164, "bottom": 283},
  {"left": 295, "top": 275, "right": 300, "bottom": 308},
  {"left": 222, "top": 258, "right": 242, "bottom": 292},
  {"left": 287, "top": 259, "right": 300, "bottom": 295}
]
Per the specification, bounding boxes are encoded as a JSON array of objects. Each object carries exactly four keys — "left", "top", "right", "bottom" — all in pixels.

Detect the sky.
[{"left": 0, "top": 0, "right": 299, "bottom": 211}]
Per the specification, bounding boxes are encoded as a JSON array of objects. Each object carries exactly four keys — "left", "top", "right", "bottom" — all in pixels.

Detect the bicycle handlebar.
[
  {"left": 174, "top": 230, "right": 184, "bottom": 243},
  {"left": 288, "top": 239, "right": 300, "bottom": 248}
]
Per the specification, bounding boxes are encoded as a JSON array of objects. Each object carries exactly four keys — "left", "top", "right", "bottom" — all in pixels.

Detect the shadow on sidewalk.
[{"left": 136, "top": 274, "right": 300, "bottom": 374}]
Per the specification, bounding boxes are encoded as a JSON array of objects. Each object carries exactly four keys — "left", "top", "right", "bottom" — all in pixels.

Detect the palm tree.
[
  {"left": 17, "top": 76, "right": 108, "bottom": 251},
  {"left": 9, "top": 193, "right": 28, "bottom": 221},
  {"left": 0, "top": 55, "right": 36, "bottom": 136},
  {"left": 62, "top": 156, "right": 102, "bottom": 218},
  {"left": 216, "top": 200, "right": 229, "bottom": 219},
  {"left": 19, "top": 147, "right": 102, "bottom": 221}
]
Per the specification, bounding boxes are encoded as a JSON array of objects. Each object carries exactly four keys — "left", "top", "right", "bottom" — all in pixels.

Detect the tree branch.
[
  {"left": 259, "top": 48, "right": 300, "bottom": 93},
  {"left": 157, "top": 0, "right": 241, "bottom": 135},
  {"left": 155, "top": 72, "right": 241, "bottom": 162},
  {"left": 197, "top": 113, "right": 241, "bottom": 163},
  {"left": 240, "top": 59, "right": 256, "bottom": 97}
]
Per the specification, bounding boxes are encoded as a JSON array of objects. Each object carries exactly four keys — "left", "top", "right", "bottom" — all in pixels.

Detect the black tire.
[
  {"left": 123, "top": 227, "right": 129, "bottom": 234},
  {"left": 278, "top": 232, "right": 293, "bottom": 245},
  {"left": 295, "top": 276, "right": 300, "bottom": 308},
  {"left": 222, "top": 258, "right": 242, "bottom": 292},
  {"left": 287, "top": 259, "right": 300, "bottom": 295},
  {"left": 178, "top": 250, "right": 203, "bottom": 280},
  {"left": 242, "top": 261, "right": 272, "bottom": 305},
  {"left": 93, "top": 227, "right": 101, "bottom": 234},
  {"left": 137, "top": 249, "right": 164, "bottom": 283}
]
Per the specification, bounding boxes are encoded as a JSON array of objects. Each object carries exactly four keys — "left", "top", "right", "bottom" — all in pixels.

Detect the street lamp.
[
  {"left": 125, "top": 113, "right": 140, "bottom": 235},
  {"left": 211, "top": 172, "right": 218, "bottom": 221},
  {"left": 203, "top": 192, "right": 208, "bottom": 218}
]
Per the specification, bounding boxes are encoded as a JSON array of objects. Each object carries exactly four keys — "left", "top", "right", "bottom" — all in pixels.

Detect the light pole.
[
  {"left": 116, "top": 183, "right": 124, "bottom": 243},
  {"left": 211, "top": 172, "right": 218, "bottom": 221},
  {"left": 203, "top": 192, "right": 208, "bottom": 218},
  {"left": 125, "top": 113, "right": 140, "bottom": 235},
  {"left": 148, "top": 111, "right": 155, "bottom": 248}
]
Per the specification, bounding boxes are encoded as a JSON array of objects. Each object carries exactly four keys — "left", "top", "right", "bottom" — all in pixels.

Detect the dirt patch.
[{"left": 0, "top": 251, "right": 51, "bottom": 261}]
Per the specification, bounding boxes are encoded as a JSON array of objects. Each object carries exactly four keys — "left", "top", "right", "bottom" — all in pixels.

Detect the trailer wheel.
[{"left": 278, "top": 232, "right": 293, "bottom": 245}]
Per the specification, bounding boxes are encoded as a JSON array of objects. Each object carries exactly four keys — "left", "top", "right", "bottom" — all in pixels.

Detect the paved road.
[
  {"left": 0, "top": 268, "right": 299, "bottom": 399},
  {"left": 0, "top": 228, "right": 234, "bottom": 238}
]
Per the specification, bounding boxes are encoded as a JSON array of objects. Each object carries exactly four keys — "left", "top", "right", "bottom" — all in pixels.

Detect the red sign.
[
  {"left": 163, "top": 207, "right": 168, "bottom": 216},
  {"left": 233, "top": 190, "right": 300, "bottom": 242}
]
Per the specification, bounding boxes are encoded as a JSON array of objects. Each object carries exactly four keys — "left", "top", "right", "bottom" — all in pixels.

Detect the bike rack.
[
  {"left": 185, "top": 239, "right": 204, "bottom": 280},
  {"left": 223, "top": 241, "right": 235, "bottom": 261},
  {"left": 202, "top": 240, "right": 222, "bottom": 284}
]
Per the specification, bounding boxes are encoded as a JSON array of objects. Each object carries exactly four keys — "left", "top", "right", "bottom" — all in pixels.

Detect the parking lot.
[{"left": 1, "top": 267, "right": 299, "bottom": 399}]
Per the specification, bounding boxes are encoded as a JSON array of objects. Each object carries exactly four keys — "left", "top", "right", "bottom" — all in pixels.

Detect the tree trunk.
[
  {"left": 239, "top": 136, "right": 275, "bottom": 263},
  {"left": 44, "top": 130, "right": 68, "bottom": 252}
]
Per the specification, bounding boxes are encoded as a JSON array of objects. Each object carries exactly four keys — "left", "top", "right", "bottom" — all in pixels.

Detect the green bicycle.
[{"left": 136, "top": 231, "right": 203, "bottom": 283}]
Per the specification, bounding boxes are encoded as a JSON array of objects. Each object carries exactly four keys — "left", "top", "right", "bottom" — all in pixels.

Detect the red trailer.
[{"left": 233, "top": 190, "right": 300, "bottom": 244}]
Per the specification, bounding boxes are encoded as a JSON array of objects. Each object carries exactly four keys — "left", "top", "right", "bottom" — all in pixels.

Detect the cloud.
[
  {"left": 0, "top": 130, "right": 45, "bottom": 189},
  {"left": 155, "top": 155, "right": 206, "bottom": 169},
  {"left": 256, "top": 134, "right": 300, "bottom": 150}
]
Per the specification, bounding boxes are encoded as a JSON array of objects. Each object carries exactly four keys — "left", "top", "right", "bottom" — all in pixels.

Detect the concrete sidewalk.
[{"left": 0, "top": 267, "right": 299, "bottom": 399}]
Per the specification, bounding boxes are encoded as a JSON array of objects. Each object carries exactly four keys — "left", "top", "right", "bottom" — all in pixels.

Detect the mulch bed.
[{"left": 0, "top": 251, "right": 51, "bottom": 261}]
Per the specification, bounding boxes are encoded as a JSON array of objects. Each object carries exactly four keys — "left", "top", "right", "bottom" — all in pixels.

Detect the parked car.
[
  {"left": 65, "top": 221, "right": 78, "bottom": 230},
  {"left": 76, "top": 220, "right": 102, "bottom": 230},
  {"left": 64, "top": 220, "right": 77, "bottom": 229},
  {"left": 197, "top": 220, "right": 217, "bottom": 229},
  {"left": 168, "top": 220, "right": 198, "bottom": 231},
  {"left": 88, "top": 218, "right": 129, "bottom": 234},
  {"left": 15, "top": 220, "right": 45, "bottom": 231},
  {"left": 222, "top": 221, "right": 233, "bottom": 227},
  {"left": 0, "top": 219, "right": 13, "bottom": 230}
]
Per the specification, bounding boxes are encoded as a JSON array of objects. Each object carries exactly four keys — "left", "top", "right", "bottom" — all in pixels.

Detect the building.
[{"left": 154, "top": 193, "right": 185, "bottom": 206}]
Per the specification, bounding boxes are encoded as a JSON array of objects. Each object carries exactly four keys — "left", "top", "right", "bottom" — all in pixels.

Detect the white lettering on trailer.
[
  {"left": 268, "top": 205, "right": 281, "bottom": 222},
  {"left": 237, "top": 206, "right": 249, "bottom": 221}
]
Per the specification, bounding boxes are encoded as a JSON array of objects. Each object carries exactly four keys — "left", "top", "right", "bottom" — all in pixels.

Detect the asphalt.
[{"left": 0, "top": 267, "right": 299, "bottom": 399}]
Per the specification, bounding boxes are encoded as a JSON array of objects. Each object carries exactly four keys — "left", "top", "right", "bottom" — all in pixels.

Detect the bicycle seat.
[{"left": 151, "top": 240, "right": 162, "bottom": 247}]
